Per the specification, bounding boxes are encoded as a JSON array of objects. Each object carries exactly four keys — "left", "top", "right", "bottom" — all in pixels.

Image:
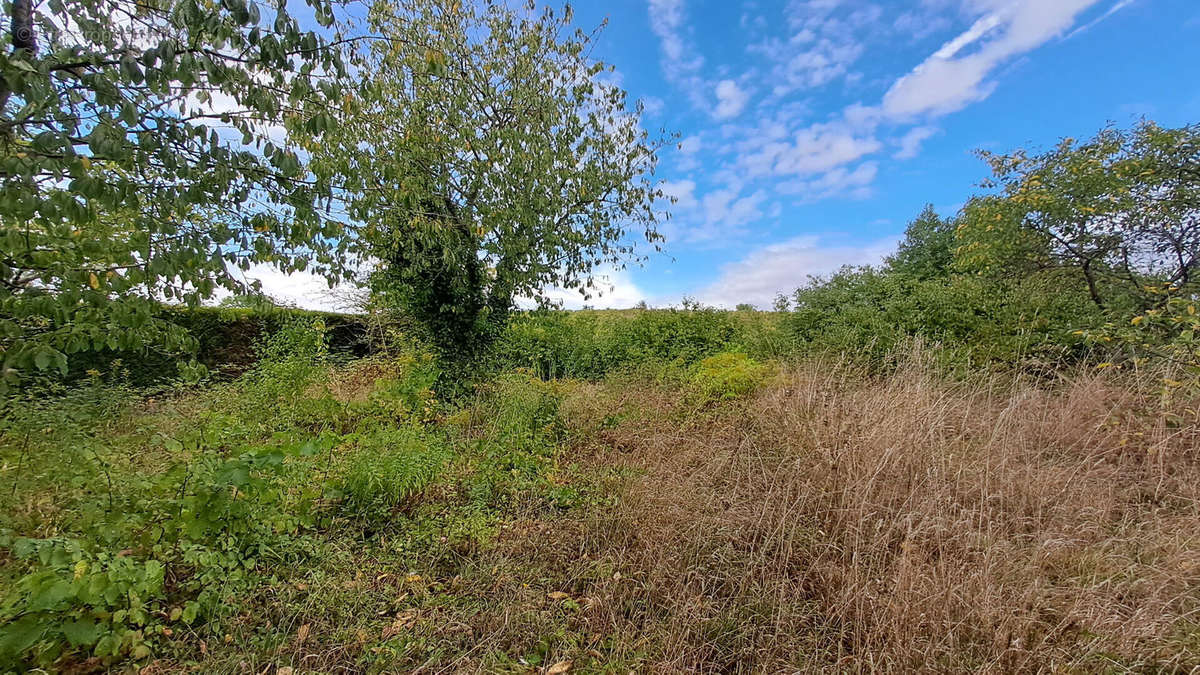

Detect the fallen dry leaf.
[
  {"left": 296, "top": 623, "right": 311, "bottom": 645},
  {"left": 547, "top": 591, "right": 570, "bottom": 601},
  {"left": 546, "top": 660, "right": 572, "bottom": 674},
  {"left": 382, "top": 610, "right": 418, "bottom": 639}
]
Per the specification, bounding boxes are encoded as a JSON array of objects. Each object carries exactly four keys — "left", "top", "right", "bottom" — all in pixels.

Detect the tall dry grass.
[{"left": 550, "top": 353, "right": 1200, "bottom": 672}]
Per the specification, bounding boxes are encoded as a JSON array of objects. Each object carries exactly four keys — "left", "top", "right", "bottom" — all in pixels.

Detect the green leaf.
[
  {"left": 61, "top": 617, "right": 102, "bottom": 647},
  {"left": 181, "top": 601, "right": 200, "bottom": 624},
  {"left": 29, "top": 578, "right": 75, "bottom": 610},
  {"left": 0, "top": 615, "right": 46, "bottom": 657}
]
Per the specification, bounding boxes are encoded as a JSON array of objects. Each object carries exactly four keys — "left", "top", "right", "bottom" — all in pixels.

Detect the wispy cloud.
[
  {"left": 647, "top": 0, "right": 708, "bottom": 106},
  {"left": 659, "top": 182, "right": 769, "bottom": 244},
  {"left": 748, "top": 0, "right": 881, "bottom": 97},
  {"left": 737, "top": 118, "right": 882, "bottom": 178},
  {"left": 882, "top": 0, "right": 1104, "bottom": 119},
  {"left": 660, "top": 179, "right": 698, "bottom": 210},
  {"left": 698, "top": 234, "right": 899, "bottom": 307},
  {"left": 643, "top": 0, "right": 1109, "bottom": 248},
  {"left": 777, "top": 161, "right": 878, "bottom": 201},
  {"left": 1064, "top": 0, "right": 1139, "bottom": 40},
  {"left": 893, "top": 126, "right": 939, "bottom": 159}
]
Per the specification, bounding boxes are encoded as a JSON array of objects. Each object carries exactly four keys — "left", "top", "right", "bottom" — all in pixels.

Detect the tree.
[
  {"left": 0, "top": 0, "right": 352, "bottom": 389},
  {"left": 307, "top": 0, "right": 668, "bottom": 359},
  {"left": 886, "top": 204, "right": 956, "bottom": 279},
  {"left": 955, "top": 121, "right": 1200, "bottom": 311}
]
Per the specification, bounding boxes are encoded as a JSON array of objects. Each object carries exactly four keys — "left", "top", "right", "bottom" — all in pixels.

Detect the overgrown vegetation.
[
  {"left": 3, "top": 313, "right": 1198, "bottom": 671},
  {"left": 2, "top": 0, "right": 1199, "bottom": 666},
  {"left": 0, "top": 321, "right": 583, "bottom": 669}
]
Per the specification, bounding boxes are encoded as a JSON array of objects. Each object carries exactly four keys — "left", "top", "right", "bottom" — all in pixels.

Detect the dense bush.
[
  {"left": 492, "top": 305, "right": 785, "bottom": 380},
  {"left": 784, "top": 266, "right": 1103, "bottom": 372}
]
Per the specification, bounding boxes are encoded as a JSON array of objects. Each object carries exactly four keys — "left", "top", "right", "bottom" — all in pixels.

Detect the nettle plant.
[
  {"left": 0, "top": 0, "right": 354, "bottom": 390},
  {"left": 0, "top": 438, "right": 326, "bottom": 668},
  {"left": 0, "top": 322, "right": 339, "bottom": 667}
]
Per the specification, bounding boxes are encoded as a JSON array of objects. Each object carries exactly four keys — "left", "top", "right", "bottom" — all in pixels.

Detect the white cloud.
[
  {"left": 932, "top": 12, "right": 1003, "bottom": 59},
  {"left": 714, "top": 80, "right": 750, "bottom": 119},
  {"left": 882, "top": 0, "right": 1103, "bottom": 119},
  {"left": 747, "top": 0, "right": 883, "bottom": 97},
  {"left": 648, "top": 0, "right": 707, "bottom": 105},
  {"left": 1064, "top": 0, "right": 1139, "bottom": 40},
  {"left": 893, "top": 126, "right": 939, "bottom": 159},
  {"left": 231, "top": 261, "right": 647, "bottom": 313},
  {"left": 678, "top": 135, "right": 702, "bottom": 155},
  {"left": 893, "top": 10, "right": 953, "bottom": 41},
  {"left": 740, "top": 120, "right": 882, "bottom": 177},
  {"left": 661, "top": 183, "right": 769, "bottom": 244},
  {"left": 702, "top": 188, "right": 767, "bottom": 229},
  {"left": 647, "top": 0, "right": 693, "bottom": 66},
  {"left": 641, "top": 95, "right": 666, "bottom": 116},
  {"left": 642, "top": 0, "right": 1114, "bottom": 257},
  {"left": 674, "top": 135, "right": 704, "bottom": 171},
  {"left": 217, "top": 263, "right": 346, "bottom": 312},
  {"left": 777, "top": 161, "right": 878, "bottom": 201},
  {"left": 660, "top": 179, "right": 698, "bottom": 209},
  {"left": 697, "top": 234, "right": 898, "bottom": 307},
  {"left": 520, "top": 265, "right": 648, "bottom": 310}
]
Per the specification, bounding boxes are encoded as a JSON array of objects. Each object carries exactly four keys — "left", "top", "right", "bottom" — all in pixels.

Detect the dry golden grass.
[{"left": 528, "top": 355, "right": 1200, "bottom": 672}]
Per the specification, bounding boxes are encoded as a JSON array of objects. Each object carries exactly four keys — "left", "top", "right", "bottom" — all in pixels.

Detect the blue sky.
[{"left": 262, "top": 0, "right": 1200, "bottom": 310}]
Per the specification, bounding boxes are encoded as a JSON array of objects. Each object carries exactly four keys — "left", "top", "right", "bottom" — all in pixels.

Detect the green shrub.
[
  {"left": 456, "top": 374, "right": 572, "bottom": 512},
  {"left": 0, "top": 537, "right": 165, "bottom": 666},
  {"left": 0, "top": 323, "right": 348, "bottom": 668},
  {"left": 1081, "top": 292, "right": 1200, "bottom": 392},
  {"left": 687, "top": 352, "right": 769, "bottom": 404},
  {"left": 221, "top": 318, "right": 338, "bottom": 435},
  {"left": 493, "top": 304, "right": 746, "bottom": 380},
  {"left": 784, "top": 266, "right": 1101, "bottom": 372}
]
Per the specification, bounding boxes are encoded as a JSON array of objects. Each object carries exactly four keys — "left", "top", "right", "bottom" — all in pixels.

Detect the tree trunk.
[
  {"left": 10, "top": 0, "right": 36, "bottom": 53},
  {"left": 1081, "top": 259, "right": 1105, "bottom": 309}
]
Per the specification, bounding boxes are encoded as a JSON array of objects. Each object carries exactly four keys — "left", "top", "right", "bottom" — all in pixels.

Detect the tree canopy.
[
  {"left": 0, "top": 0, "right": 353, "bottom": 388},
  {"left": 955, "top": 121, "right": 1200, "bottom": 311},
  {"left": 886, "top": 204, "right": 956, "bottom": 279},
  {"left": 306, "top": 0, "right": 668, "bottom": 357}
]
